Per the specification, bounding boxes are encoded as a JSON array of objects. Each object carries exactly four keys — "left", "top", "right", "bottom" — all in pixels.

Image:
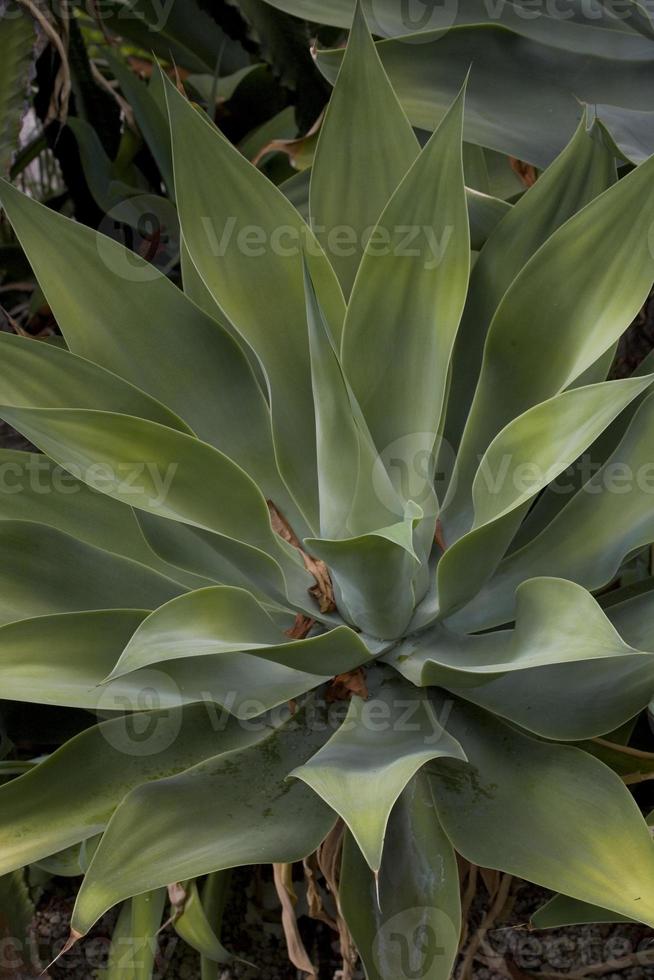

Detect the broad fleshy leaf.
[
  {"left": 444, "top": 114, "right": 616, "bottom": 453},
  {"left": 72, "top": 707, "right": 337, "bottom": 933},
  {"left": 0, "top": 703, "right": 263, "bottom": 874},
  {"left": 442, "top": 153, "right": 654, "bottom": 543},
  {"left": 0, "top": 609, "right": 328, "bottom": 717},
  {"left": 309, "top": 2, "right": 418, "bottom": 297},
  {"left": 450, "top": 391, "right": 654, "bottom": 632},
  {"left": 430, "top": 699, "right": 654, "bottom": 926},
  {"left": 438, "top": 373, "right": 654, "bottom": 615},
  {"left": 341, "top": 83, "right": 469, "bottom": 494},
  {"left": 164, "top": 76, "right": 345, "bottom": 529},
  {"left": 0, "top": 179, "right": 298, "bottom": 524},
  {"left": 292, "top": 672, "right": 465, "bottom": 871},
  {"left": 392, "top": 578, "right": 654, "bottom": 740},
  {"left": 340, "top": 773, "right": 460, "bottom": 980},
  {"left": 0, "top": 522, "right": 181, "bottom": 626},
  {"left": 109, "top": 585, "right": 373, "bottom": 678}
]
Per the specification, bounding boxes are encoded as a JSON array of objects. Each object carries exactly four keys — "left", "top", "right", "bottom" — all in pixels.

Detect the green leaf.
[
  {"left": 0, "top": 331, "right": 191, "bottom": 432},
  {"left": 304, "top": 260, "right": 401, "bottom": 539},
  {"left": 531, "top": 893, "right": 632, "bottom": 929},
  {"left": 315, "top": 16, "right": 654, "bottom": 166},
  {"left": 0, "top": 701, "right": 263, "bottom": 874},
  {"left": 341, "top": 84, "right": 469, "bottom": 496},
  {"left": 0, "top": 870, "right": 36, "bottom": 976},
  {"left": 0, "top": 449, "right": 207, "bottom": 588},
  {"left": 340, "top": 773, "right": 460, "bottom": 980},
  {"left": 437, "top": 373, "right": 654, "bottom": 615},
  {"left": 309, "top": 2, "right": 418, "bottom": 297},
  {"left": 72, "top": 706, "right": 337, "bottom": 933},
  {"left": 105, "top": 890, "right": 167, "bottom": 980},
  {"left": 0, "top": 8, "right": 35, "bottom": 176},
  {"left": 0, "top": 521, "right": 180, "bottom": 626},
  {"left": 442, "top": 152, "right": 654, "bottom": 543},
  {"left": 444, "top": 114, "right": 616, "bottom": 455},
  {"left": 392, "top": 578, "right": 654, "bottom": 740},
  {"left": 0, "top": 609, "right": 327, "bottom": 716},
  {"left": 86, "top": 0, "right": 248, "bottom": 74},
  {"left": 173, "top": 878, "right": 233, "bottom": 965},
  {"left": 430, "top": 699, "right": 654, "bottom": 925},
  {"left": 285, "top": 166, "right": 511, "bottom": 252},
  {"left": 0, "top": 407, "right": 311, "bottom": 606},
  {"left": 260, "top": 0, "right": 648, "bottom": 34},
  {"left": 134, "top": 511, "right": 295, "bottom": 603},
  {"left": 306, "top": 513, "right": 420, "bottom": 637},
  {"left": 465, "top": 188, "right": 510, "bottom": 251},
  {"left": 106, "top": 51, "right": 174, "bottom": 194},
  {"left": 34, "top": 842, "right": 86, "bottom": 877},
  {"left": 292, "top": 672, "right": 465, "bottom": 871},
  {"left": 450, "top": 391, "right": 654, "bottom": 632},
  {"left": 606, "top": 587, "right": 654, "bottom": 648},
  {"left": 594, "top": 102, "right": 654, "bottom": 163},
  {"left": 164, "top": 76, "right": 345, "bottom": 529},
  {"left": 108, "top": 585, "right": 373, "bottom": 678},
  {"left": 0, "top": 179, "right": 294, "bottom": 519}
]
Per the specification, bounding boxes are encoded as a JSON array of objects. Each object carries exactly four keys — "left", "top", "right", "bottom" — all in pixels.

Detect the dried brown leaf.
[{"left": 273, "top": 863, "right": 317, "bottom": 979}]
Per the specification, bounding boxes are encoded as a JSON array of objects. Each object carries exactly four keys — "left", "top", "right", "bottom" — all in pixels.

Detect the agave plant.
[
  {"left": 261, "top": 0, "right": 654, "bottom": 168},
  {"left": 3, "top": 5, "right": 654, "bottom": 978}
]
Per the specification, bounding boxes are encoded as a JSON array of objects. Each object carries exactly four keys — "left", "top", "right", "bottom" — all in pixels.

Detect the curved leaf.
[
  {"left": 0, "top": 701, "right": 262, "bottom": 875},
  {"left": 442, "top": 152, "right": 654, "bottom": 542},
  {"left": 104, "top": 890, "right": 167, "bottom": 980},
  {"left": 109, "top": 585, "right": 373, "bottom": 678},
  {"left": 309, "top": 2, "right": 418, "bottom": 297},
  {"left": 173, "top": 877, "right": 234, "bottom": 966},
  {"left": 0, "top": 331, "right": 191, "bottom": 432},
  {"left": 0, "top": 406, "right": 311, "bottom": 606},
  {"left": 164, "top": 76, "right": 346, "bottom": 529},
  {"left": 0, "top": 521, "right": 180, "bottom": 626},
  {"left": 0, "top": 449, "right": 207, "bottom": 588},
  {"left": 304, "top": 260, "right": 401, "bottom": 539},
  {"left": 0, "top": 179, "right": 294, "bottom": 519},
  {"left": 72, "top": 706, "right": 337, "bottom": 933},
  {"left": 450, "top": 391, "right": 654, "bottom": 631},
  {"left": 340, "top": 773, "right": 460, "bottom": 980},
  {"left": 292, "top": 673, "right": 465, "bottom": 871},
  {"left": 341, "top": 84, "right": 469, "bottom": 491},
  {"left": 285, "top": 166, "right": 511, "bottom": 252},
  {"left": 0, "top": 607, "right": 327, "bottom": 717},
  {"left": 531, "top": 893, "right": 632, "bottom": 929},
  {"left": 438, "top": 373, "right": 654, "bottom": 615},
  {"left": 307, "top": 512, "right": 420, "bottom": 637},
  {"left": 430, "top": 699, "right": 654, "bottom": 926},
  {"left": 444, "top": 115, "right": 616, "bottom": 454},
  {"left": 393, "top": 578, "right": 654, "bottom": 740},
  {"left": 315, "top": 19, "right": 654, "bottom": 166}
]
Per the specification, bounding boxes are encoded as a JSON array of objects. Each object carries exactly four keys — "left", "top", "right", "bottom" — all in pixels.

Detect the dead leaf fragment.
[
  {"left": 326, "top": 668, "right": 368, "bottom": 702},
  {"left": 509, "top": 157, "right": 537, "bottom": 187},
  {"left": 273, "top": 863, "right": 317, "bottom": 979},
  {"left": 267, "top": 501, "right": 336, "bottom": 614}
]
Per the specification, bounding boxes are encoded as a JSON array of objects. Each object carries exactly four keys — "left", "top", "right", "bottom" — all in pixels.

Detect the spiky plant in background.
[
  {"left": 261, "top": 0, "right": 654, "bottom": 168},
  {"left": 3, "top": 6, "right": 654, "bottom": 978}
]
